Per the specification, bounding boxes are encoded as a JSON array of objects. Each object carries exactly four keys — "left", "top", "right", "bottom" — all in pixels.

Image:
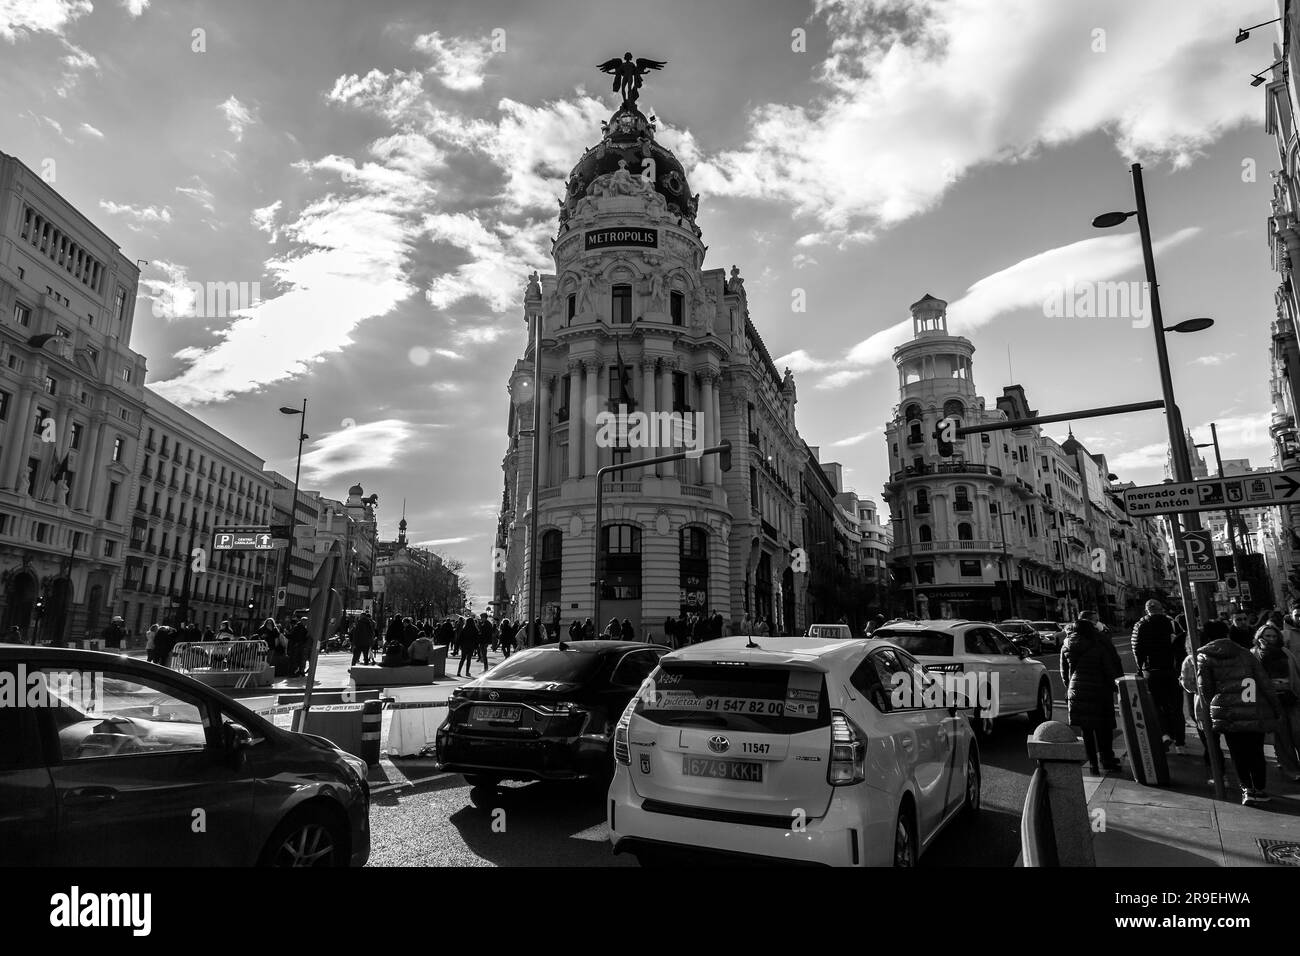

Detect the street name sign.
[
  {"left": 1121, "top": 470, "right": 1300, "bottom": 517},
  {"left": 213, "top": 527, "right": 275, "bottom": 551}
]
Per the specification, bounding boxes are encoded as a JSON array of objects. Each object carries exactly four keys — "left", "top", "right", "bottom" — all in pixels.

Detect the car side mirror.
[
  {"left": 222, "top": 721, "right": 252, "bottom": 766},
  {"left": 1017, "top": 646, "right": 1030, "bottom": 659}
]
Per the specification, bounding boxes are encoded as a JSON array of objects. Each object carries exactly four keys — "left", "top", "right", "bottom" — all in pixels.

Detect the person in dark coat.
[
  {"left": 620, "top": 618, "right": 635, "bottom": 642},
  {"left": 568, "top": 619, "right": 582, "bottom": 642},
  {"left": 663, "top": 616, "right": 677, "bottom": 649},
  {"left": 582, "top": 618, "right": 596, "bottom": 640},
  {"left": 711, "top": 611, "right": 724, "bottom": 640},
  {"left": 1228, "top": 611, "right": 1256, "bottom": 650},
  {"left": 286, "top": 619, "right": 311, "bottom": 677},
  {"left": 434, "top": 618, "right": 454, "bottom": 647},
  {"left": 101, "top": 616, "right": 126, "bottom": 650},
  {"left": 1131, "top": 599, "right": 1185, "bottom": 753},
  {"left": 499, "top": 618, "right": 517, "bottom": 658},
  {"left": 349, "top": 611, "right": 376, "bottom": 666},
  {"left": 456, "top": 617, "right": 477, "bottom": 677},
  {"left": 1198, "top": 618, "right": 1280, "bottom": 804},
  {"left": 451, "top": 617, "right": 465, "bottom": 657},
  {"left": 153, "top": 624, "right": 179, "bottom": 668},
  {"left": 1253, "top": 611, "right": 1300, "bottom": 781},
  {"left": 1061, "top": 610, "right": 1123, "bottom": 774},
  {"left": 692, "top": 614, "right": 709, "bottom": 644}
]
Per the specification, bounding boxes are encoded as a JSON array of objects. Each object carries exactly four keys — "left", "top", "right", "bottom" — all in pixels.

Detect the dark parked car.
[
  {"left": 0, "top": 647, "right": 369, "bottom": 866},
  {"left": 436, "top": 640, "right": 666, "bottom": 787},
  {"left": 996, "top": 620, "right": 1043, "bottom": 656}
]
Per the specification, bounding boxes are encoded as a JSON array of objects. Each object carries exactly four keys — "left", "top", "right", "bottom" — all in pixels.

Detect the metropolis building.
[{"left": 496, "top": 96, "right": 806, "bottom": 638}]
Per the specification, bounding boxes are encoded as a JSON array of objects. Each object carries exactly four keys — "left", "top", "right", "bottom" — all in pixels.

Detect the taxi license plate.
[
  {"left": 472, "top": 705, "right": 521, "bottom": 723},
  {"left": 681, "top": 756, "right": 764, "bottom": 782}
]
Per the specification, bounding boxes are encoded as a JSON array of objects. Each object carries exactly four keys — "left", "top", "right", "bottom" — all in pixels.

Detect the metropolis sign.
[{"left": 585, "top": 228, "right": 658, "bottom": 251}]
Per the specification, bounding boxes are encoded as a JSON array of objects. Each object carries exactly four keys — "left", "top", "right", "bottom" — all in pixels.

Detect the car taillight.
[
  {"left": 613, "top": 697, "right": 638, "bottom": 765},
  {"left": 828, "top": 711, "right": 866, "bottom": 786}
]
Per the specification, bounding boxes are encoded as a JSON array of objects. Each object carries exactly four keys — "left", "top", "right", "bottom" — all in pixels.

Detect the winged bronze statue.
[{"left": 596, "top": 52, "right": 666, "bottom": 106}]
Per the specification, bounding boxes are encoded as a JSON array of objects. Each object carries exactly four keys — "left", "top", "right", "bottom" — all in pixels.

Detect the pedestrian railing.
[{"left": 170, "top": 640, "right": 270, "bottom": 687}]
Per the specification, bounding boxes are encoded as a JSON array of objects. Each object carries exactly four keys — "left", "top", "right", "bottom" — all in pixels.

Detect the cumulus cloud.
[
  {"left": 413, "top": 31, "right": 493, "bottom": 91},
  {"left": 219, "top": 96, "right": 256, "bottom": 141},
  {"left": 299, "top": 419, "right": 422, "bottom": 483},
  {"left": 1190, "top": 352, "right": 1236, "bottom": 367},
  {"left": 0, "top": 0, "right": 91, "bottom": 41},
  {"left": 780, "top": 227, "right": 1200, "bottom": 389},
  {"left": 693, "top": 0, "right": 1256, "bottom": 232},
  {"left": 176, "top": 181, "right": 215, "bottom": 212},
  {"left": 121, "top": 0, "right": 149, "bottom": 15},
  {"left": 99, "top": 200, "right": 173, "bottom": 230},
  {"left": 141, "top": 260, "right": 198, "bottom": 320},
  {"left": 251, "top": 200, "right": 282, "bottom": 241}
]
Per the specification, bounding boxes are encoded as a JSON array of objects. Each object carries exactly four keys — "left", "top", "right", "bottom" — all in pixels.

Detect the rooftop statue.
[{"left": 596, "top": 52, "right": 666, "bottom": 107}]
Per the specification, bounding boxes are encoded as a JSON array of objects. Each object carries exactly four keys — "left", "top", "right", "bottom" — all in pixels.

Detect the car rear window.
[
  {"left": 637, "top": 662, "right": 830, "bottom": 733},
  {"left": 486, "top": 648, "right": 605, "bottom": 683},
  {"left": 872, "top": 629, "right": 954, "bottom": 656}
]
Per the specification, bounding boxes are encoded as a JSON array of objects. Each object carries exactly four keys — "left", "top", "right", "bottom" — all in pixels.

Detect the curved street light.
[{"left": 278, "top": 401, "right": 308, "bottom": 614}]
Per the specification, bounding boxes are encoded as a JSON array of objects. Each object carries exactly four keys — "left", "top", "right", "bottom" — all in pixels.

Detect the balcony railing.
[
  {"left": 913, "top": 505, "right": 931, "bottom": 516},
  {"left": 895, "top": 538, "right": 998, "bottom": 553},
  {"left": 953, "top": 502, "right": 973, "bottom": 512}
]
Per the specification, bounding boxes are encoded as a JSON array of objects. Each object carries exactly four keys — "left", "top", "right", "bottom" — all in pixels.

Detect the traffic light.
[
  {"left": 933, "top": 418, "right": 955, "bottom": 458},
  {"left": 34, "top": 596, "right": 44, "bottom": 615},
  {"left": 247, "top": 600, "right": 255, "bottom": 612},
  {"left": 717, "top": 438, "right": 732, "bottom": 472}
]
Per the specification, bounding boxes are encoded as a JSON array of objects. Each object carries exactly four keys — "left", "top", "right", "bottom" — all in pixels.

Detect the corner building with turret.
[{"left": 495, "top": 101, "right": 808, "bottom": 639}]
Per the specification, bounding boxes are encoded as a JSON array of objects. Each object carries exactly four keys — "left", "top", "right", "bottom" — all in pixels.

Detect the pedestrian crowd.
[{"left": 1058, "top": 598, "right": 1300, "bottom": 807}]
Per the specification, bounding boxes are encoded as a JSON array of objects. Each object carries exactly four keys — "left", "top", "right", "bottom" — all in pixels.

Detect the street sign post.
[
  {"left": 213, "top": 526, "right": 276, "bottom": 551},
  {"left": 1181, "top": 529, "right": 1218, "bottom": 583},
  {"left": 1121, "top": 470, "right": 1300, "bottom": 517}
]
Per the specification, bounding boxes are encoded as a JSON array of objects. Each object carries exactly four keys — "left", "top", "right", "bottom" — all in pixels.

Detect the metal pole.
[
  {"left": 996, "top": 503, "right": 1017, "bottom": 618},
  {"left": 954, "top": 399, "right": 1165, "bottom": 437},
  {"left": 281, "top": 398, "right": 307, "bottom": 611},
  {"left": 178, "top": 513, "right": 197, "bottom": 625},
  {"left": 1131, "top": 163, "right": 1223, "bottom": 798},
  {"left": 1131, "top": 163, "right": 1211, "bottom": 640},
  {"left": 527, "top": 313, "right": 542, "bottom": 640},
  {"left": 1210, "top": 423, "right": 1248, "bottom": 608}
]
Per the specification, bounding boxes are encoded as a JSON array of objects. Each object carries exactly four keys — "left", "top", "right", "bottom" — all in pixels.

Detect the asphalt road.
[{"left": 365, "top": 641, "right": 1107, "bottom": 867}]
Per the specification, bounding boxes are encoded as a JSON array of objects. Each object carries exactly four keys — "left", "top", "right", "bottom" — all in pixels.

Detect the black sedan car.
[
  {"left": 0, "top": 646, "right": 370, "bottom": 866},
  {"left": 436, "top": 640, "right": 666, "bottom": 787}
]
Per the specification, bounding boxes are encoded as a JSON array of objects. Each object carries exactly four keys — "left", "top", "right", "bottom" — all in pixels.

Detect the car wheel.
[
  {"left": 1029, "top": 680, "right": 1052, "bottom": 727},
  {"left": 260, "top": 807, "right": 346, "bottom": 867},
  {"left": 961, "top": 748, "right": 982, "bottom": 820},
  {"left": 893, "top": 804, "right": 917, "bottom": 867},
  {"left": 464, "top": 774, "right": 500, "bottom": 788}
]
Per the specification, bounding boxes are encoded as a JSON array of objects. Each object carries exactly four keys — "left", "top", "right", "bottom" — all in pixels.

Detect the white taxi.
[
  {"left": 869, "top": 620, "right": 1052, "bottom": 737},
  {"left": 607, "top": 636, "right": 979, "bottom": 867}
]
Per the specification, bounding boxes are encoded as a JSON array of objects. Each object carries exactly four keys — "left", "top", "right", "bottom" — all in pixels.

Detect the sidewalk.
[{"left": 1088, "top": 724, "right": 1300, "bottom": 866}]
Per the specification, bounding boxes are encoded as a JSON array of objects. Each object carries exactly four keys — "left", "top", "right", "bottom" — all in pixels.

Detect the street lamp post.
[
  {"left": 1093, "top": 163, "right": 1215, "bottom": 647},
  {"left": 278, "top": 400, "right": 308, "bottom": 614},
  {"left": 1094, "top": 163, "right": 1223, "bottom": 799}
]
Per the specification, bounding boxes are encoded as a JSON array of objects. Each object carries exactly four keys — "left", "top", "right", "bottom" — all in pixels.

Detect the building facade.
[
  {"left": 119, "top": 388, "right": 274, "bottom": 633},
  {"left": 0, "top": 152, "right": 146, "bottom": 643},
  {"left": 266, "top": 470, "right": 318, "bottom": 616},
  {"left": 497, "top": 99, "right": 806, "bottom": 639},
  {"left": 883, "top": 294, "right": 1173, "bottom": 625}
]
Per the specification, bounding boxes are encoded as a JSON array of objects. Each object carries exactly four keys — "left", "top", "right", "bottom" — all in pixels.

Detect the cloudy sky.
[{"left": 0, "top": 0, "right": 1282, "bottom": 604}]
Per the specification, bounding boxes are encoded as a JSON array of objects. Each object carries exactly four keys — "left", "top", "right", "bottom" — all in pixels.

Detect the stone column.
[
  {"left": 699, "top": 368, "right": 716, "bottom": 485},
  {"left": 567, "top": 359, "right": 582, "bottom": 480},
  {"left": 640, "top": 357, "right": 657, "bottom": 477},
  {"left": 4, "top": 389, "right": 36, "bottom": 488},
  {"left": 583, "top": 359, "right": 598, "bottom": 479},
  {"left": 710, "top": 374, "right": 722, "bottom": 485},
  {"left": 74, "top": 411, "right": 102, "bottom": 512},
  {"left": 86, "top": 422, "right": 112, "bottom": 517},
  {"left": 660, "top": 358, "right": 678, "bottom": 480},
  {"left": 537, "top": 373, "right": 551, "bottom": 486}
]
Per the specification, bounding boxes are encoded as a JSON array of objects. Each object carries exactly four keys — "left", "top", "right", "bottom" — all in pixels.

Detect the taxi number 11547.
[{"left": 741, "top": 742, "right": 771, "bottom": 754}]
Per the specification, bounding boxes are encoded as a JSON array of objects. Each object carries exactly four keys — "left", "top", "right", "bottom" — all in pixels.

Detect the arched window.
[
  {"left": 539, "top": 529, "right": 563, "bottom": 611},
  {"left": 957, "top": 522, "right": 973, "bottom": 541},
  {"left": 611, "top": 284, "right": 632, "bottom": 324},
  {"left": 904, "top": 403, "right": 922, "bottom": 423},
  {"left": 601, "top": 524, "right": 642, "bottom": 600},
  {"left": 918, "top": 525, "right": 932, "bottom": 542},
  {"left": 943, "top": 399, "right": 965, "bottom": 419},
  {"left": 954, "top": 485, "right": 971, "bottom": 512},
  {"left": 915, "top": 488, "right": 929, "bottom": 514}
]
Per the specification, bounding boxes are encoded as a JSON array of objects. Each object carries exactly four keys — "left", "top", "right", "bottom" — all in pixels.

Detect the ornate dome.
[
  {"left": 560, "top": 106, "right": 697, "bottom": 224},
  {"left": 348, "top": 482, "right": 364, "bottom": 497}
]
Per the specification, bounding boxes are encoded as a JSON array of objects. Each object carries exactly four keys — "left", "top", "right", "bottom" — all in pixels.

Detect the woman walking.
[
  {"left": 1060, "top": 610, "right": 1123, "bottom": 774},
  {"left": 1198, "top": 618, "right": 1281, "bottom": 804},
  {"left": 1253, "top": 611, "right": 1300, "bottom": 782}
]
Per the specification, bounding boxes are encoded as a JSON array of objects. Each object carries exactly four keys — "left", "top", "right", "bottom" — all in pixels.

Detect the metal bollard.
[
  {"left": 1023, "top": 720, "right": 1096, "bottom": 867},
  {"left": 360, "top": 699, "right": 383, "bottom": 765}
]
